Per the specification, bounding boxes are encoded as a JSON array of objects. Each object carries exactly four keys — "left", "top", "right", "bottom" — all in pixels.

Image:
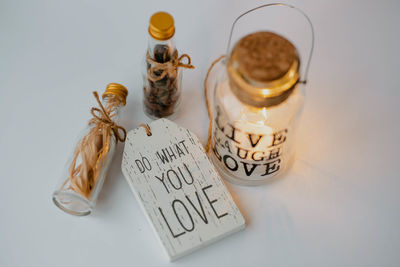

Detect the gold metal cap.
[
  {"left": 102, "top": 83, "right": 128, "bottom": 106},
  {"left": 148, "top": 12, "right": 175, "bottom": 40},
  {"left": 228, "top": 31, "right": 300, "bottom": 107}
]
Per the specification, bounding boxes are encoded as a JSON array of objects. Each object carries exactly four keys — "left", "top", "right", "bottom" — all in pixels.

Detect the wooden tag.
[{"left": 121, "top": 119, "right": 245, "bottom": 261}]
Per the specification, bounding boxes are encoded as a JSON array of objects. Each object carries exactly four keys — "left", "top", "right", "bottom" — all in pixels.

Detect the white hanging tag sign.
[{"left": 121, "top": 119, "right": 245, "bottom": 261}]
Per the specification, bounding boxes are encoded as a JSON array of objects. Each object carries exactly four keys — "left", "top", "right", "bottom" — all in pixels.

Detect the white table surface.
[{"left": 1, "top": 0, "right": 399, "bottom": 266}]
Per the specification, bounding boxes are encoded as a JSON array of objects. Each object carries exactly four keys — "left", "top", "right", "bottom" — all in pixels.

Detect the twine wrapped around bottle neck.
[
  {"left": 204, "top": 55, "right": 226, "bottom": 153},
  {"left": 62, "top": 92, "right": 126, "bottom": 198},
  {"left": 146, "top": 51, "right": 194, "bottom": 82},
  {"left": 90, "top": 92, "right": 126, "bottom": 142}
]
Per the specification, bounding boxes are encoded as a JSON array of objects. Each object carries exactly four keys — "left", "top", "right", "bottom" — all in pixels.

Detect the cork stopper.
[
  {"left": 227, "top": 31, "right": 300, "bottom": 107},
  {"left": 235, "top": 31, "right": 297, "bottom": 82}
]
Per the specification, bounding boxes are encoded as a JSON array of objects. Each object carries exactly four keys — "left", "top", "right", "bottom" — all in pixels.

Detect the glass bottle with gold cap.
[
  {"left": 53, "top": 83, "right": 128, "bottom": 215},
  {"left": 143, "top": 11, "right": 193, "bottom": 119},
  {"left": 206, "top": 4, "right": 314, "bottom": 185}
]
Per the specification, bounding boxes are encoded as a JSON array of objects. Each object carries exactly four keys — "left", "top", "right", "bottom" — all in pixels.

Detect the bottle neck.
[
  {"left": 147, "top": 35, "right": 176, "bottom": 62},
  {"left": 102, "top": 96, "right": 123, "bottom": 121}
]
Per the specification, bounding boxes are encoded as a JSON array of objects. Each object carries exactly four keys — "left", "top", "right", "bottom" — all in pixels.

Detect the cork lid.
[{"left": 227, "top": 31, "right": 300, "bottom": 107}]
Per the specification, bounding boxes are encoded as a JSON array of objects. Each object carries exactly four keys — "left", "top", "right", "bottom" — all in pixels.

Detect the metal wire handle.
[{"left": 226, "top": 3, "right": 315, "bottom": 83}]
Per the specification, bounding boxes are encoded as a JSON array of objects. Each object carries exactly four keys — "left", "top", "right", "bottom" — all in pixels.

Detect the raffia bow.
[
  {"left": 146, "top": 51, "right": 194, "bottom": 82},
  {"left": 90, "top": 91, "right": 126, "bottom": 142}
]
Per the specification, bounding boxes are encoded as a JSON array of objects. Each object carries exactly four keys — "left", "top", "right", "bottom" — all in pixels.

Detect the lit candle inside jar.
[{"left": 212, "top": 100, "right": 290, "bottom": 183}]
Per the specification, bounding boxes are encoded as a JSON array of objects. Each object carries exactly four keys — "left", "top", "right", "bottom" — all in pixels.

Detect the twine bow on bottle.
[
  {"left": 146, "top": 52, "right": 195, "bottom": 82},
  {"left": 90, "top": 91, "right": 126, "bottom": 142}
]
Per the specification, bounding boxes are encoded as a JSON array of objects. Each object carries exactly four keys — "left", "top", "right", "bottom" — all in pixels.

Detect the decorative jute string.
[
  {"left": 146, "top": 52, "right": 194, "bottom": 82},
  {"left": 90, "top": 92, "right": 127, "bottom": 142},
  {"left": 61, "top": 92, "right": 126, "bottom": 198},
  {"left": 139, "top": 123, "right": 152, "bottom": 136},
  {"left": 204, "top": 55, "right": 226, "bottom": 153}
]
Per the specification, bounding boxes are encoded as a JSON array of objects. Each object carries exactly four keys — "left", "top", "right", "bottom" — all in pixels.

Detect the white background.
[{"left": 1, "top": 0, "right": 399, "bottom": 266}]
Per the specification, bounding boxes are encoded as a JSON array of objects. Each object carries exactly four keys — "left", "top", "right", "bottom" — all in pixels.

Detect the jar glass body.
[
  {"left": 210, "top": 61, "right": 305, "bottom": 185},
  {"left": 52, "top": 99, "right": 121, "bottom": 216},
  {"left": 142, "top": 35, "right": 182, "bottom": 119}
]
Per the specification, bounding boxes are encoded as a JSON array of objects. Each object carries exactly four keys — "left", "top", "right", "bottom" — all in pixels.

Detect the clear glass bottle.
[
  {"left": 53, "top": 83, "right": 128, "bottom": 215},
  {"left": 142, "top": 11, "right": 182, "bottom": 119},
  {"left": 207, "top": 4, "right": 314, "bottom": 186}
]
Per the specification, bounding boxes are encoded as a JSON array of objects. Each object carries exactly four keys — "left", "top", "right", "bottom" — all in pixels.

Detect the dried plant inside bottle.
[
  {"left": 53, "top": 83, "right": 128, "bottom": 216},
  {"left": 142, "top": 11, "right": 193, "bottom": 119}
]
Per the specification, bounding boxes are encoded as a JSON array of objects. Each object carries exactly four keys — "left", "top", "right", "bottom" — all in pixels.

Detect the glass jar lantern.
[{"left": 207, "top": 4, "right": 314, "bottom": 185}]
